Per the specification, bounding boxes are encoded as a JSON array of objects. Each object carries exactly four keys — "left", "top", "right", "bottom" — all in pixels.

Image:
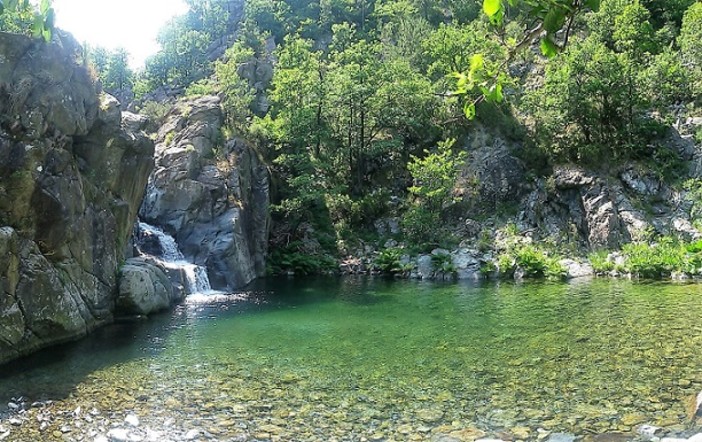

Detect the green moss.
[{"left": 164, "top": 131, "right": 175, "bottom": 146}]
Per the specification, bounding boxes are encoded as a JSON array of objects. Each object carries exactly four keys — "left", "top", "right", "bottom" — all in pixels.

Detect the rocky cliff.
[
  {"left": 139, "top": 96, "right": 270, "bottom": 290},
  {"left": 0, "top": 32, "right": 154, "bottom": 364}
]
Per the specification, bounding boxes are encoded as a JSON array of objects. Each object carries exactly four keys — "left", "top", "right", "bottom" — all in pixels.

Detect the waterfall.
[{"left": 137, "top": 222, "right": 215, "bottom": 295}]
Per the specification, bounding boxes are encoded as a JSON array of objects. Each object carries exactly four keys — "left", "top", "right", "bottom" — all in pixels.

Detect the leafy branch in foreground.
[
  {"left": 0, "top": 0, "right": 55, "bottom": 42},
  {"left": 454, "top": 0, "right": 602, "bottom": 119}
]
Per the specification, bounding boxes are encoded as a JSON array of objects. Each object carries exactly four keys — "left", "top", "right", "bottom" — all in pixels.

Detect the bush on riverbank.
[
  {"left": 496, "top": 244, "right": 566, "bottom": 280},
  {"left": 589, "top": 237, "right": 702, "bottom": 278}
]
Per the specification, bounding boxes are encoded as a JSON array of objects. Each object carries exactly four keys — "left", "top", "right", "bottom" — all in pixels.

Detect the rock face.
[
  {"left": 519, "top": 165, "right": 700, "bottom": 249},
  {"left": 458, "top": 126, "right": 528, "bottom": 210},
  {"left": 140, "top": 96, "right": 270, "bottom": 290},
  {"left": 0, "top": 32, "right": 154, "bottom": 363}
]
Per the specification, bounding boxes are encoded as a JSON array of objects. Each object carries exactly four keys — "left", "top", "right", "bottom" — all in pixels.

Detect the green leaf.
[
  {"left": 44, "top": 8, "right": 55, "bottom": 30},
  {"left": 483, "top": 0, "right": 501, "bottom": 17},
  {"left": 469, "top": 54, "right": 484, "bottom": 73},
  {"left": 492, "top": 83, "right": 504, "bottom": 103},
  {"left": 40, "top": 0, "right": 50, "bottom": 14},
  {"left": 453, "top": 72, "right": 468, "bottom": 93},
  {"left": 543, "top": 8, "right": 566, "bottom": 33},
  {"left": 585, "top": 0, "right": 601, "bottom": 11},
  {"left": 464, "top": 102, "right": 476, "bottom": 120},
  {"left": 540, "top": 36, "right": 559, "bottom": 58},
  {"left": 0, "top": 1, "right": 4, "bottom": 15},
  {"left": 489, "top": 8, "right": 504, "bottom": 25},
  {"left": 32, "top": 14, "right": 43, "bottom": 38}
]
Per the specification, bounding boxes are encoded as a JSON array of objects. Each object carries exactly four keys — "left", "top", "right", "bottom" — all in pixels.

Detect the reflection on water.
[{"left": 2, "top": 277, "right": 702, "bottom": 438}]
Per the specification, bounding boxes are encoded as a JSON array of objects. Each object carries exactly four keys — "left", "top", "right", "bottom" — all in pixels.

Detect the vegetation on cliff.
[
  {"left": 131, "top": 0, "right": 701, "bottom": 276},
  {"left": 8, "top": 0, "right": 702, "bottom": 278}
]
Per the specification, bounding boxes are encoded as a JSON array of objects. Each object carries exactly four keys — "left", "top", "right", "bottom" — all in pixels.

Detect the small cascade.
[{"left": 137, "top": 222, "right": 215, "bottom": 295}]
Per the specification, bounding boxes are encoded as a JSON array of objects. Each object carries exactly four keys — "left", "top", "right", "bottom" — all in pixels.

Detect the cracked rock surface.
[{"left": 0, "top": 31, "right": 154, "bottom": 364}]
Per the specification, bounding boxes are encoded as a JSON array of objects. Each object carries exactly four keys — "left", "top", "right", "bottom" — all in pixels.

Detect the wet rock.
[
  {"left": 510, "top": 427, "right": 531, "bottom": 440},
  {"left": 0, "top": 32, "right": 154, "bottom": 364},
  {"left": 107, "top": 428, "right": 130, "bottom": 442},
  {"left": 547, "top": 433, "right": 578, "bottom": 442},
  {"left": 452, "top": 249, "right": 482, "bottom": 280},
  {"left": 416, "top": 408, "right": 443, "bottom": 423},
  {"left": 124, "top": 414, "right": 140, "bottom": 427},
  {"left": 416, "top": 255, "right": 433, "bottom": 279},
  {"left": 586, "top": 434, "right": 632, "bottom": 442},
  {"left": 184, "top": 429, "right": 201, "bottom": 440},
  {"left": 560, "top": 259, "right": 594, "bottom": 279},
  {"left": 686, "top": 391, "right": 702, "bottom": 421},
  {"left": 140, "top": 97, "right": 269, "bottom": 290},
  {"left": 621, "top": 413, "right": 647, "bottom": 426},
  {"left": 637, "top": 425, "right": 663, "bottom": 440},
  {"left": 117, "top": 258, "right": 174, "bottom": 315},
  {"left": 431, "top": 435, "right": 461, "bottom": 442}
]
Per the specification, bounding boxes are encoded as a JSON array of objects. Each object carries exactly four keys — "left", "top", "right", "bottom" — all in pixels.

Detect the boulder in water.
[{"left": 117, "top": 258, "right": 176, "bottom": 315}]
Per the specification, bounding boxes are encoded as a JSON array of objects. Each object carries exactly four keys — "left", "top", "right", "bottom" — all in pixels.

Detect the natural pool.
[{"left": 2, "top": 277, "right": 702, "bottom": 441}]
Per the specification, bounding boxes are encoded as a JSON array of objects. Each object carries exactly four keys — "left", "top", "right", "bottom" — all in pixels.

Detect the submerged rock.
[{"left": 547, "top": 433, "right": 578, "bottom": 442}]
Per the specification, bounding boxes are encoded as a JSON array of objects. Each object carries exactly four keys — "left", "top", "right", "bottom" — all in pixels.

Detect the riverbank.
[{"left": 336, "top": 234, "right": 702, "bottom": 283}]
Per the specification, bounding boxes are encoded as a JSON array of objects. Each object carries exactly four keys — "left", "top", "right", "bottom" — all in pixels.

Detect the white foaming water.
[{"left": 138, "top": 222, "right": 217, "bottom": 295}]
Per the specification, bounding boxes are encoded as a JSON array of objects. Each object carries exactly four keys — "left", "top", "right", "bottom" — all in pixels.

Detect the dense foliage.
[
  {"left": 30, "top": 0, "right": 699, "bottom": 275},
  {"left": 525, "top": 0, "right": 698, "bottom": 166}
]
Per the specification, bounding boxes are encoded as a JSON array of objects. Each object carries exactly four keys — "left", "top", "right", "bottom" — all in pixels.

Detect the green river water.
[{"left": 2, "top": 277, "right": 702, "bottom": 441}]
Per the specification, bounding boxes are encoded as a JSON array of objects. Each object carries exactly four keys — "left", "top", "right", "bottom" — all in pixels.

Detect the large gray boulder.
[
  {"left": 0, "top": 32, "right": 154, "bottom": 364},
  {"left": 117, "top": 258, "right": 179, "bottom": 315},
  {"left": 140, "top": 96, "right": 270, "bottom": 289}
]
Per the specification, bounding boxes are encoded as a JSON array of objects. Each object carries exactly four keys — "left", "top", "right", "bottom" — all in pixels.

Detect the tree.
[
  {"left": 215, "top": 41, "right": 258, "bottom": 131},
  {"left": 139, "top": 0, "right": 232, "bottom": 93},
  {"left": 612, "top": 1, "right": 657, "bottom": 59},
  {"left": 525, "top": 37, "right": 652, "bottom": 164},
  {"left": 103, "top": 48, "right": 133, "bottom": 93},
  {"left": 679, "top": 2, "right": 702, "bottom": 98},
  {"left": 450, "top": 0, "right": 603, "bottom": 118},
  {"left": 679, "top": 2, "right": 702, "bottom": 70},
  {"left": 402, "top": 139, "right": 465, "bottom": 245}
]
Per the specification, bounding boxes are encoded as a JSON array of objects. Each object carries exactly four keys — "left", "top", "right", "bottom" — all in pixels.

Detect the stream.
[{"left": 2, "top": 277, "right": 702, "bottom": 441}]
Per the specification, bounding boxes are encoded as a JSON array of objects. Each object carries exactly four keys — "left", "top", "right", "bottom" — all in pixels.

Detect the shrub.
[
  {"left": 588, "top": 250, "right": 615, "bottom": 273},
  {"left": 185, "top": 79, "right": 217, "bottom": 97},
  {"left": 525, "top": 37, "right": 655, "bottom": 165},
  {"left": 497, "top": 244, "right": 566, "bottom": 280},
  {"left": 402, "top": 139, "right": 466, "bottom": 246},
  {"left": 267, "top": 241, "right": 337, "bottom": 276},
  {"left": 375, "top": 248, "right": 404, "bottom": 274},
  {"left": 139, "top": 101, "right": 171, "bottom": 131},
  {"left": 621, "top": 238, "right": 689, "bottom": 278},
  {"left": 431, "top": 253, "right": 456, "bottom": 275}
]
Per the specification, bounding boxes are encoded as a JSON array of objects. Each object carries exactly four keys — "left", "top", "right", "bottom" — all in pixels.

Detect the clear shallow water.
[{"left": 3, "top": 277, "right": 702, "bottom": 440}]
